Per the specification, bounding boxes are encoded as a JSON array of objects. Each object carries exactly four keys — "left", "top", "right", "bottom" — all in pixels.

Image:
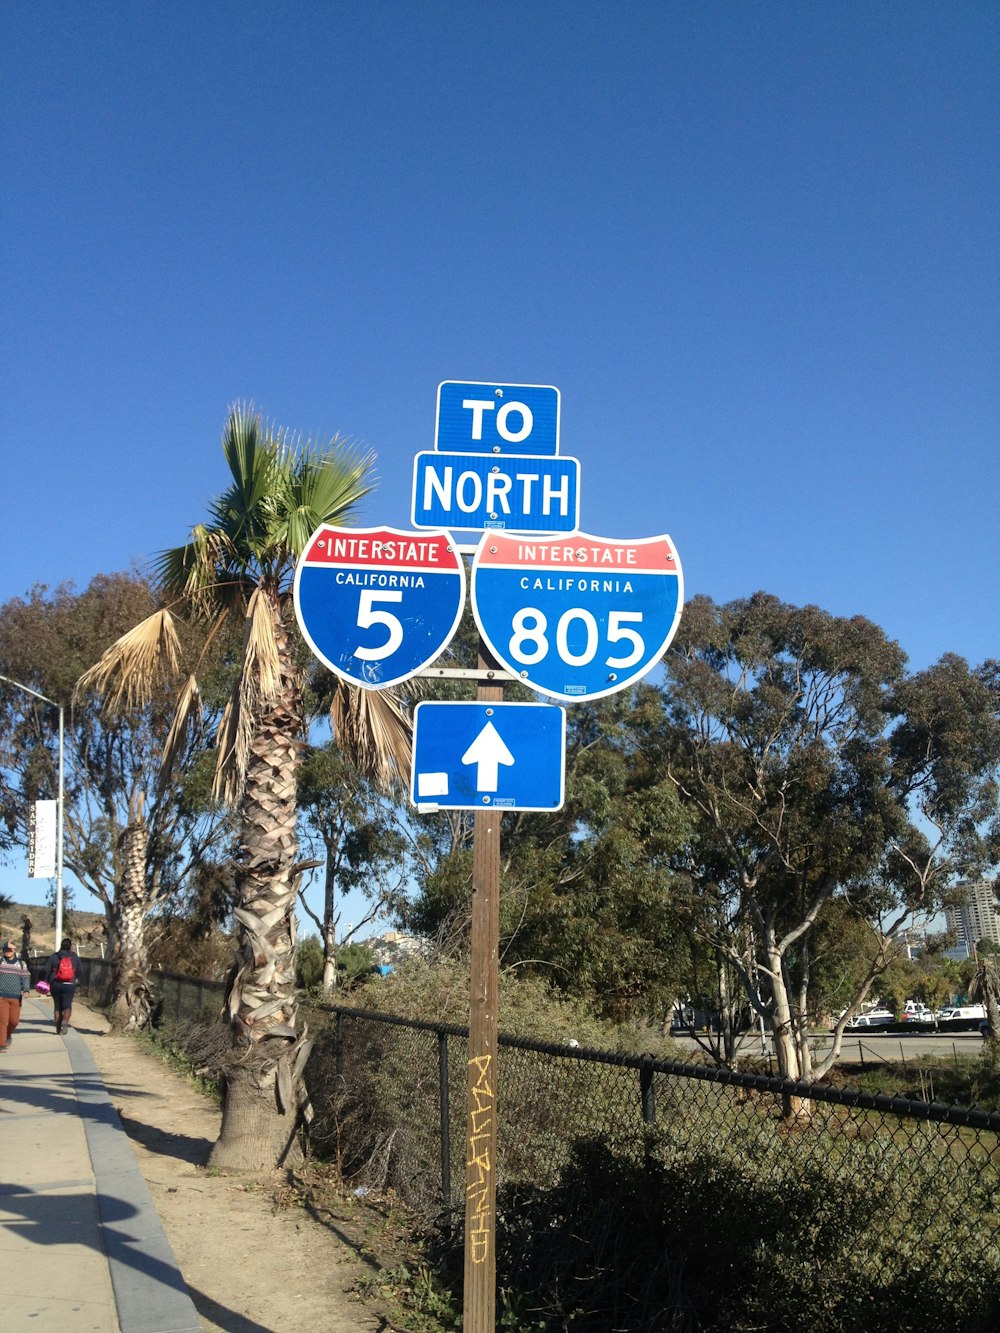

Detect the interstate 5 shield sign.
[
  {"left": 294, "top": 525, "right": 465, "bottom": 690},
  {"left": 470, "top": 531, "right": 683, "bottom": 702}
]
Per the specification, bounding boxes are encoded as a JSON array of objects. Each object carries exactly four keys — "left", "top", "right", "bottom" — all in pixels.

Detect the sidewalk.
[{"left": 0, "top": 995, "right": 202, "bottom": 1333}]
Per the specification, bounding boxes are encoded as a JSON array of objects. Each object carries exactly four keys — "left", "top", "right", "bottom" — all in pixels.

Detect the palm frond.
[
  {"left": 269, "top": 438, "right": 376, "bottom": 565},
  {"left": 330, "top": 680, "right": 413, "bottom": 791},
  {"left": 221, "top": 403, "right": 284, "bottom": 528},
  {"left": 157, "top": 673, "right": 202, "bottom": 791},
  {"left": 212, "top": 589, "right": 283, "bottom": 805},
  {"left": 75, "top": 610, "right": 182, "bottom": 711},
  {"left": 212, "top": 694, "right": 243, "bottom": 805},
  {"left": 153, "top": 525, "right": 242, "bottom": 611},
  {"left": 243, "top": 587, "right": 282, "bottom": 703}
]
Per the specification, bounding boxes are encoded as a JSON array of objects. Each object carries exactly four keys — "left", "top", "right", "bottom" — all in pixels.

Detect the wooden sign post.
[{"left": 463, "top": 650, "right": 503, "bottom": 1332}]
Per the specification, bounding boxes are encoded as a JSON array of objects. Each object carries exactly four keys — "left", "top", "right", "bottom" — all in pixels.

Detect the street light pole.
[{"left": 0, "top": 674, "right": 65, "bottom": 946}]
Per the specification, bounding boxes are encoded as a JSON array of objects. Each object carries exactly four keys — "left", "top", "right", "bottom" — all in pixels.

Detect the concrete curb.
[{"left": 65, "top": 1026, "right": 203, "bottom": 1332}]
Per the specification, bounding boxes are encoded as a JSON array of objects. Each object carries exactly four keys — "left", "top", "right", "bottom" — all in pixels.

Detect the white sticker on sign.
[{"left": 417, "top": 772, "right": 449, "bottom": 798}]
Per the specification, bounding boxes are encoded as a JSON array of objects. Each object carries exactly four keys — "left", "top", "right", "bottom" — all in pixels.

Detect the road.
[{"left": 669, "top": 1030, "right": 987, "bottom": 1063}]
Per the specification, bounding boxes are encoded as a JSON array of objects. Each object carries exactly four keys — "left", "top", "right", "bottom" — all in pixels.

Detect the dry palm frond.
[
  {"left": 212, "top": 590, "right": 283, "bottom": 804},
  {"left": 243, "top": 587, "right": 282, "bottom": 703},
  {"left": 75, "top": 610, "right": 182, "bottom": 711},
  {"left": 154, "top": 525, "right": 241, "bottom": 612},
  {"left": 212, "top": 689, "right": 252, "bottom": 805},
  {"left": 157, "top": 673, "right": 202, "bottom": 791},
  {"left": 330, "top": 680, "right": 413, "bottom": 791}
]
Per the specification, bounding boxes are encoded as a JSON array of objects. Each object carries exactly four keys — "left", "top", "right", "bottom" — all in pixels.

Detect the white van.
[{"left": 939, "top": 1006, "right": 985, "bottom": 1021}]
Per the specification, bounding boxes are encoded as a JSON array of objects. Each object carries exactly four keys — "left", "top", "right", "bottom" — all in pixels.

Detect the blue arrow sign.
[
  {"left": 294, "top": 525, "right": 465, "bottom": 689},
  {"left": 411, "top": 701, "right": 566, "bottom": 811},
  {"left": 411, "top": 451, "right": 580, "bottom": 533},
  {"left": 435, "top": 381, "right": 561, "bottom": 456},
  {"left": 471, "top": 531, "right": 684, "bottom": 702}
]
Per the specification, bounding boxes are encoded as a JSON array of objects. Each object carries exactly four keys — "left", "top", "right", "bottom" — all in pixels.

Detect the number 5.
[
  {"left": 355, "top": 591, "right": 404, "bottom": 660},
  {"left": 606, "top": 611, "right": 644, "bottom": 668}
]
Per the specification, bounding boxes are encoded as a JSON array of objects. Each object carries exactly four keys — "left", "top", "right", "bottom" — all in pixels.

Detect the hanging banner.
[{"left": 29, "top": 799, "right": 57, "bottom": 878}]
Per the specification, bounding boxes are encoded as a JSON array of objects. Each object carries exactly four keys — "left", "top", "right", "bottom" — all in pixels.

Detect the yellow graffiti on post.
[{"left": 466, "top": 1053, "right": 494, "bottom": 1264}]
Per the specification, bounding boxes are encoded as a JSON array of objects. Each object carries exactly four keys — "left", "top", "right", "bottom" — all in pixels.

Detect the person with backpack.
[
  {"left": 45, "top": 937, "right": 80, "bottom": 1035},
  {"left": 0, "top": 940, "right": 30, "bottom": 1050}
]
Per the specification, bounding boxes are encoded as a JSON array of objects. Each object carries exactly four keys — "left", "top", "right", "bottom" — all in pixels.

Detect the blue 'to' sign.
[
  {"left": 471, "top": 531, "right": 684, "bottom": 702},
  {"left": 436, "top": 381, "right": 561, "bottom": 456},
  {"left": 294, "top": 525, "right": 465, "bottom": 690}
]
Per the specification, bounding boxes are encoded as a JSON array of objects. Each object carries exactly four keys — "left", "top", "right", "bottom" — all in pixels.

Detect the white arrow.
[{"left": 461, "top": 721, "right": 515, "bottom": 792}]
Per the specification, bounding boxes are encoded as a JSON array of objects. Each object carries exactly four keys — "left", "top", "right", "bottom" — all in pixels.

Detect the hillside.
[{"left": 0, "top": 900, "right": 107, "bottom": 960}]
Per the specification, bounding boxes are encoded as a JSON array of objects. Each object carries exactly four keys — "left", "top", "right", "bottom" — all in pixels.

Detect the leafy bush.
[
  {"left": 147, "top": 916, "right": 235, "bottom": 980},
  {"left": 297, "top": 936, "right": 375, "bottom": 991},
  {"left": 478, "top": 1131, "right": 1000, "bottom": 1332},
  {"left": 301, "top": 959, "right": 660, "bottom": 1214}
]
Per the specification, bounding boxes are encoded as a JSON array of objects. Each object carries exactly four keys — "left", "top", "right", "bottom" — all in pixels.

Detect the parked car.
[
  {"left": 844, "top": 1010, "right": 895, "bottom": 1029},
  {"left": 901, "top": 1006, "right": 935, "bottom": 1022}
]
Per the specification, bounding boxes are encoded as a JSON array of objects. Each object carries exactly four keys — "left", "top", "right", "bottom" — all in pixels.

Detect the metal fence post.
[
  {"left": 336, "top": 1011, "right": 345, "bottom": 1086},
  {"left": 640, "top": 1056, "right": 656, "bottom": 1125},
  {"left": 438, "top": 1029, "right": 452, "bottom": 1211}
]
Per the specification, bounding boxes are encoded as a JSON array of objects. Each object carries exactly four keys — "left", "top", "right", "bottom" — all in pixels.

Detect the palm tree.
[{"left": 78, "top": 404, "right": 412, "bottom": 1170}]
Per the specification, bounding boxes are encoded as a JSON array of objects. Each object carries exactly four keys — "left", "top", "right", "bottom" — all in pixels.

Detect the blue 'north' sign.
[
  {"left": 294, "top": 525, "right": 465, "bottom": 690},
  {"left": 411, "top": 701, "right": 566, "bottom": 811},
  {"left": 435, "top": 381, "right": 561, "bottom": 456},
  {"left": 411, "top": 451, "right": 580, "bottom": 532},
  {"left": 470, "top": 531, "right": 684, "bottom": 703}
]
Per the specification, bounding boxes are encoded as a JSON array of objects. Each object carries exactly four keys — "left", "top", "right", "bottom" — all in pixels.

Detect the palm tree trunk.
[
  {"left": 209, "top": 618, "right": 312, "bottom": 1172},
  {"left": 110, "top": 790, "right": 153, "bottom": 1032}
]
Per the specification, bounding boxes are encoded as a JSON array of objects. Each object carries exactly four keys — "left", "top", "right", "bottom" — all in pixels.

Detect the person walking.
[
  {"left": 0, "top": 939, "right": 30, "bottom": 1050},
  {"left": 45, "top": 937, "right": 80, "bottom": 1035}
]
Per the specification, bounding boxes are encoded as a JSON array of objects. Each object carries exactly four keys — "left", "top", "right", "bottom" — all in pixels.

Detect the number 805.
[{"left": 508, "top": 607, "right": 645, "bottom": 669}]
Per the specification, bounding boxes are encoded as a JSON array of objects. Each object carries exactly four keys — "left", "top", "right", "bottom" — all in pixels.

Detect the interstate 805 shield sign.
[
  {"left": 470, "top": 531, "right": 683, "bottom": 702},
  {"left": 294, "top": 525, "right": 465, "bottom": 690}
]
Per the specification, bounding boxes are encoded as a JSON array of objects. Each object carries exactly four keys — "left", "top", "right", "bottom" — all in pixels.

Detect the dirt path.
[{"left": 73, "top": 999, "right": 384, "bottom": 1333}]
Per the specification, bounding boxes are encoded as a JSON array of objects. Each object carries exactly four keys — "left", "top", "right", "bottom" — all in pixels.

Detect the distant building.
[
  {"left": 365, "top": 930, "right": 429, "bottom": 969},
  {"left": 944, "top": 880, "right": 1000, "bottom": 955}
]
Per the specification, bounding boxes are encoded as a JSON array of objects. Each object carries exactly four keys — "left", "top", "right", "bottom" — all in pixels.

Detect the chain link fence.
[
  {"left": 59, "top": 958, "right": 225, "bottom": 1018},
  {"left": 64, "top": 966, "right": 1000, "bottom": 1329},
  {"left": 314, "top": 1003, "right": 1000, "bottom": 1332}
]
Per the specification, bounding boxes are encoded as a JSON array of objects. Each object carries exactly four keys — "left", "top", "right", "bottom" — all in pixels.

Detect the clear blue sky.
[{"left": 2, "top": 2, "right": 998, "bottom": 925}]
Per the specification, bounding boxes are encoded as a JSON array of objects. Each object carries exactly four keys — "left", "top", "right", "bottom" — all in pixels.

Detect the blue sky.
[{"left": 2, "top": 2, "right": 998, "bottom": 926}]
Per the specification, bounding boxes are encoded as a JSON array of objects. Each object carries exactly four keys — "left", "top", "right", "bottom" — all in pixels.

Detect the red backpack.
[{"left": 54, "top": 954, "right": 75, "bottom": 983}]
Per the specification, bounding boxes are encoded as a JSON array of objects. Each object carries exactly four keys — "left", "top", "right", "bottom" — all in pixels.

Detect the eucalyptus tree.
[
  {"left": 79, "top": 404, "right": 411, "bottom": 1171},
  {"left": 406, "top": 685, "right": 691, "bottom": 1020},
  {"left": 657, "top": 593, "right": 1000, "bottom": 1111},
  {"left": 296, "top": 740, "right": 411, "bottom": 991},
  {"left": 970, "top": 957, "right": 1000, "bottom": 1056},
  {"left": 0, "top": 572, "right": 228, "bottom": 1028}
]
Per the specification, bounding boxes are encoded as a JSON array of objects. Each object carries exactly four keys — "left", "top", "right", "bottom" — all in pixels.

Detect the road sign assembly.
[
  {"left": 293, "top": 524, "right": 466, "bottom": 690},
  {"left": 292, "top": 378, "right": 684, "bottom": 1333},
  {"left": 411, "top": 700, "right": 566, "bottom": 811},
  {"left": 470, "top": 530, "right": 684, "bottom": 702},
  {"left": 411, "top": 450, "right": 580, "bottom": 532},
  {"left": 435, "top": 381, "right": 561, "bottom": 456}
]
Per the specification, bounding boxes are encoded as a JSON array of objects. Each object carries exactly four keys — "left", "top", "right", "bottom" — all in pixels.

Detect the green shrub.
[{"left": 302, "top": 959, "right": 663, "bottom": 1215}]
